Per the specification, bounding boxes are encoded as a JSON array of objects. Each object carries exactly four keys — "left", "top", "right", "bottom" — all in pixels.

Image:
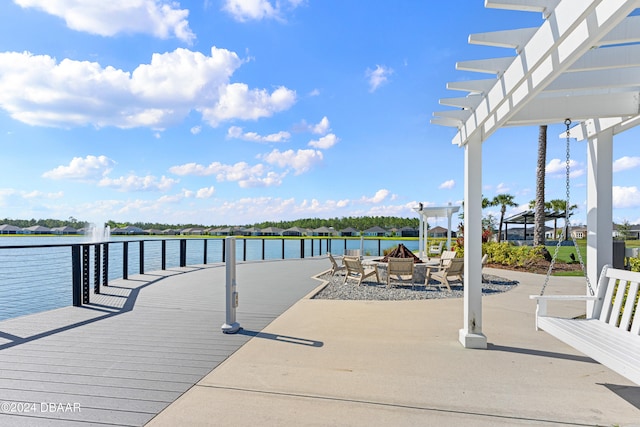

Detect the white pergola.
[
  {"left": 413, "top": 204, "right": 461, "bottom": 259},
  {"left": 432, "top": 0, "right": 640, "bottom": 349}
]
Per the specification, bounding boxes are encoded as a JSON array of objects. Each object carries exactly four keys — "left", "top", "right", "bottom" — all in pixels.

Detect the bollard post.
[{"left": 221, "top": 237, "right": 241, "bottom": 334}]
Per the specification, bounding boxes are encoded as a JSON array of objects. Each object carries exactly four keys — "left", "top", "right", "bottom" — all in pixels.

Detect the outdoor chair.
[
  {"left": 425, "top": 257, "right": 464, "bottom": 291},
  {"left": 427, "top": 241, "right": 444, "bottom": 258},
  {"left": 438, "top": 250, "right": 457, "bottom": 268},
  {"left": 343, "top": 256, "right": 379, "bottom": 286},
  {"left": 386, "top": 257, "right": 415, "bottom": 288},
  {"left": 328, "top": 253, "right": 346, "bottom": 276},
  {"left": 481, "top": 253, "right": 489, "bottom": 282},
  {"left": 345, "top": 249, "right": 361, "bottom": 258}
]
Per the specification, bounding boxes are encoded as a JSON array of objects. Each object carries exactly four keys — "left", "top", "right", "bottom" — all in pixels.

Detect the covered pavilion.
[
  {"left": 501, "top": 209, "right": 567, "bottom": 241},
  {"left": 432, "top": 0, "right": 640, "bottom": 348}
]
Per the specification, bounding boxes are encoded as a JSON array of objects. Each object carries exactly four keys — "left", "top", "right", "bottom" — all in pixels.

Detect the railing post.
[
  {"left": 94, "top": 243, "right": 101, "bottom": 294},
  {"left": 180, "top": 239, "right": 186, "bottom": 267},
  {"left": 301, "top": 238, "right": 305, "bottom": 259},
  {"left": 203, "top": 239, "right": 208, "bottom": 264},
  {"left": 242, "top": 238, "right": 247, "bottom": 261},
  {"left": 221, "top": 237, "right": 240, "bottom": 334},
  {"left": 72, "top": 245, "right": 82, "bottom": 306},
  {"left": 102, "top": 243, "right": 108, "bottom": 287},
  {"left": 82, "top": 244, "right": 90, "bottom": 304},
  {"left": 262, "top": 239, "right": 265, "bottom": 260},
  {"left": 161, "top": 240, "right": 166, "bottom": 270},
  {"left": 123, "top": 241, "right": 129, "bottom": 280},
  {"left": 222, "top": 238, "right": 226, "bottom": 262},
  {"left": 281, "top": 238, "right": 285, "bottom": 259},
  {"left": 378, "top": 239, "right": 381, "bottom": 256},
  {"left": 139, "top": 241, "right": 144, "bottom": 274}
]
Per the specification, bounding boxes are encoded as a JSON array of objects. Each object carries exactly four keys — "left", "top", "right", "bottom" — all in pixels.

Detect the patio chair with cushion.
[
  {"left": 386, "top": 257, "right": 415, "bottom": 288},
  {"left": 328, "top": 253, "right": 346, "bottom": 276},
  {"left": 343, "top": 256, "right": 380, "bottom": 286},
  {"left": 425, "top": 257, "right": 464, "bottom": 291}
]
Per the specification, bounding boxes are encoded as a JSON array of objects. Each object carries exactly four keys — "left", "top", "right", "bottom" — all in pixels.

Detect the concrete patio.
[{"left": 148, "top": 266, "right": 640, "bottom": 426}]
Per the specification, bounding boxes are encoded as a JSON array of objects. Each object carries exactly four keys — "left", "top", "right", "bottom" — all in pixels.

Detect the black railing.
[{"left": 0, "top": 237, "right": 415, "bottom": 321}]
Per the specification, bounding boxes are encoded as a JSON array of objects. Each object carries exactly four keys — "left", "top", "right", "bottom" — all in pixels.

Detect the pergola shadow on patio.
[{"left": 432, "top": 0, "right": 640, "bottom": 348}]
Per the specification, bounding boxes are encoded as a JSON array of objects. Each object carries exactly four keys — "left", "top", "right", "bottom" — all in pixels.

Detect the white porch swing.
[{"left": 529, "top": 119, "right": 640, "bottom": 385}]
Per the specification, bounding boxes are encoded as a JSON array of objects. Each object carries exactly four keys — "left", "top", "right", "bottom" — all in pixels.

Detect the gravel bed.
[{"left": 312, "top": 272, "right": 518, "bottom": 301}]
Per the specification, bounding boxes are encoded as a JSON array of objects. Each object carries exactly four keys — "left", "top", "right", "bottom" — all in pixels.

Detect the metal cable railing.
[{"left": 0, "top": 237, "right": 415, "bottom": 321}]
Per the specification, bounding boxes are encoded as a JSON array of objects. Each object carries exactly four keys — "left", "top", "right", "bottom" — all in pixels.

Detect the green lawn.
[{"left": 545, "top": 241, "right": 587, "bottom": 264}]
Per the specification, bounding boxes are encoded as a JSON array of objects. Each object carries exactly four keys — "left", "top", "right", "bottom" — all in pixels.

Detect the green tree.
[
  {"left": 548, "top": 199, "right": 577, "bottom": 239},
  {"left": 490, "top": 194, "right": 518, "bottom": 243},
  {"left": 534, "top": 125, "right": 547, "bottom": 246}
]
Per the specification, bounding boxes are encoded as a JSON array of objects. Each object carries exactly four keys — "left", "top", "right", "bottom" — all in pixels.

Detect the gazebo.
[
  {"left": 501, "top": 210, "right": 567, "bottom": 242},
  {"left": 413, "top": 203, "right": 461, "bottom": 260},
  {"left": 432, "top": 1, "right": 640, "bottom": 348}
]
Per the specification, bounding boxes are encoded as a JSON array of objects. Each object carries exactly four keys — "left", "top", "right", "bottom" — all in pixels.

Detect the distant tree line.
[{"left": 2, "top": 216, "right": 420, "bottom": 231}]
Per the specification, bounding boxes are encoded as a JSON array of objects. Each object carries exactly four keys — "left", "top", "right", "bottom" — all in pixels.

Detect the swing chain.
[{"left": 539, "top": 119, "right": 594, "bottom": 296}]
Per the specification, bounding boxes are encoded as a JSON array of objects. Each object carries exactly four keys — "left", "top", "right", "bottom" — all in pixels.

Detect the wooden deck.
[{"left": 0, "top": 258, "right": 328, "bottom": 426}]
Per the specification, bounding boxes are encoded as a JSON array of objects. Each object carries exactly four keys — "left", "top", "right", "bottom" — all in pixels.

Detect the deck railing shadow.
[
  {"left": 239, "top": 329, "right": 324, "bottom": 347},
  {"left": 0, "top": 266, "right": 210, "bottom": 351}
]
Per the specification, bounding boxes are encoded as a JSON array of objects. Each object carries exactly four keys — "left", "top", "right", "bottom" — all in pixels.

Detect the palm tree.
[
  {"left": 533, "top": 125, "right": 547, "bottom": 246},
  {"left": 490, "top": 193, "right": 518, "bottom": 242},
  {"left": 548, "top": 199, "right": 577, "bottom": 239}
]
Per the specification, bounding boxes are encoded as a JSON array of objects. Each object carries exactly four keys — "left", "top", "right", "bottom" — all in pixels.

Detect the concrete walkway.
[{"left": 148, "top": 267, "right": 640, "bottom": 426}]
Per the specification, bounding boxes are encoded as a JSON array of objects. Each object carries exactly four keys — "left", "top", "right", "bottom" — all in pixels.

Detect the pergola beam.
[
  {"left": 486, "top": 0, "right": 560, "bottom": 16},
  {"left": 451, "top": 0, "right": 640, "bottom": 147}
]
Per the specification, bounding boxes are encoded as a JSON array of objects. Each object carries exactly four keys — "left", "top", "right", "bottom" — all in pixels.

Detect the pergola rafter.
[{"left": 432, "top": 0, "right": 640, "bottom": 349}]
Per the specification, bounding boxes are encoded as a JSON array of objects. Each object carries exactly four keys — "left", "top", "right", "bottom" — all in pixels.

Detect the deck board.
[{"left": 0, "top": 258, "right": 328, "bottom": 426}]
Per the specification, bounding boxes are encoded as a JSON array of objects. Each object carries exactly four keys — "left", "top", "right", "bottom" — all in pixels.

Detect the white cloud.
[
  {"left": 98, "top": 174, "right": 179, "bottom": 192},
  {"left": 201, "top": 84, "right": 296, "bottom": 126},
  {"left": 222, "top": 0, "right": 303, "bottom": 22},
  {"left": 546, "top": 158, "right": 584, "bottom": 178},
  {"left": 14, "top": 0, "right": 195, "bottom": 43},
  {"left": 613, "top": 156, "right": 640, "bottom": 172},
  {"left": 223, "top": 0, "right": 278, "bottom": 21},
  {"left": 366, "top": 65, "right": 393, "bottom": 92},
  {"left": 168, "top": 160, "right": 285, "bottom": 187},
  {"left": 0, "top": 48, "right": 296, "bottom": 129},
  {"left": 362, "top": 189, "right": 390, "bottom": 204},
  {"left": 495, "top": 183, "right": 510, "bottom": 194},
  {"left": 42, "top": 155, "right": 115, "bottom": 180},
  {"left": 260, "top": 148, "right": 323, "bottom": 174},
  {"left": 613, "top": 186, "right": 640, "bottom": 208},
  {"left": 312, "top": 116, "right": 330, "bottom": 134},
  {"left": 23, "top": 190, "right": 63, "bottom": 199},
  {"left": 308, "top": 133, "right": 339, "bottom": 149},
  {"left": 190, "top": 126, "right": 202, "bottom": 135},
  {"left": 196, "top": 186, "right": 215, "bottom": 198},
  {"left": 227, "top": 126, "right": 291, "bottom": 142},
  {"left": 439, "top": 179, "right": 455, "bottom": 189}
]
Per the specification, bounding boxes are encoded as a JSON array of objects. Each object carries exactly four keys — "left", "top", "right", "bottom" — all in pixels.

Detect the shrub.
[
  {"left": 629, "top": 258, "right": 640, "bottom": 272},
  {"left": 483, "top": 242, "right": 545, "bottom": 267}
]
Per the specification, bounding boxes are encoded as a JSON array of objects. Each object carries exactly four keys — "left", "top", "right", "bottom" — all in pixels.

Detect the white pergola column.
[
  {"left": 459, "top": 133, "right": 487, "bottom": 349},
  {"left": 418, "top": 213, "right": 425, "bottom": 260},
  {"left": 586, "top": 127, "right": 613, "bottom": 315}
]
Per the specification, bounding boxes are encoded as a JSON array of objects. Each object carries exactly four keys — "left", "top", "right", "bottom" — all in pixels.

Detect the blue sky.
[{"left": 1, "top": 1, "right": 639, "bottom": 227}]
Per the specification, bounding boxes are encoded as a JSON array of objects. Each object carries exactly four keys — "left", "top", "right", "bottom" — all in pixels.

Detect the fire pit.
[{"left": 376, "top": 243, "right": 423, "bottom": 263}]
